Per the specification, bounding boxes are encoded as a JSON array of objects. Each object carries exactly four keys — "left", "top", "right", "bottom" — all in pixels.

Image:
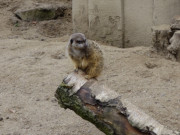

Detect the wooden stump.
[
  {"left": 55, "top": 71, "right": 179, "bottom": 135},
  {"left": 151, "top": 25, "right": 172, "bottom": 54},
  {"left": 167, "top": 31, "right": 180, "bottom": 62}
]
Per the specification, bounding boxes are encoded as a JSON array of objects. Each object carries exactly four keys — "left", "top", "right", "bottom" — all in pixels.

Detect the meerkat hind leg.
[{"left": 85, "top": 66, "right": 99, "bottom": 79}]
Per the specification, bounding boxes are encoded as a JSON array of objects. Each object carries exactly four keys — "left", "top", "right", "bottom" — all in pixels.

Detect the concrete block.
[
  {"left": 72, "top": 0, "right": 180, "bottom": 48},
  {"left": 153, "top": 0, "right": 180, "bottom": 25},
  {"left": 151, "top": 25, "right": 172, "bottom": 53},
  {"left": 88, "top": 0, "right": 123, "bottom": 47},
  {"left": 72, "top": 0, "right": 89, "bottom": 36},
  {"left": 124, "top": 0, "right": 153, "bottom": 47}
]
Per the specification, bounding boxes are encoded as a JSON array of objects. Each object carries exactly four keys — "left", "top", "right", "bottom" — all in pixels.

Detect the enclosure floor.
[
  {"left": 0, "top": 39, "right": 179, "bottom": 135},
  {"left": 0, "top": 0, "right": 179, "bottom": 134}
]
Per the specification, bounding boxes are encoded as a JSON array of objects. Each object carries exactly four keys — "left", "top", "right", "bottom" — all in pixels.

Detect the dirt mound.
[
  {"left": 0, "top": 0, "right": 72, "bottom": 40},
  {"left": 38, "top": 18, "right": 72, "bottom": 38}
]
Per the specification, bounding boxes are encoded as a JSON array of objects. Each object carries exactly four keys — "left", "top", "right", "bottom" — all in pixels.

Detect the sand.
[{"left": 0, "top": 0, "right": 179, "bottom": 135}]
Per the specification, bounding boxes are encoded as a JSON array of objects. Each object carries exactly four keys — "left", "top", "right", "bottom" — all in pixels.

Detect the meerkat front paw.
[
  {"left": 85, "top": 74, "right": 96, "bottom": 79},
  {"left": 74, "top": 68, "right": 79, "bottom": 73},
  {"left": 84, "top": 75, "right": 91, "bottom": 79}
]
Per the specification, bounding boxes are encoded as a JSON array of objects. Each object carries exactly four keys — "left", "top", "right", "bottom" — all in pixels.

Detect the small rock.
[
  {"left": 145, "top": 62, "right": 158, "bottom": 69},
  {"left": 8, "top": 35, "right": 19, "bottom": 39},
  {"left": 40, "top": 38, "right": 45, "bottom": 41},
  {"left": 0, "top": 117, "right": 3, "bottom": 121},
  {"left": 36, "top": 98, "right": 40, "bottom": 101},
  {"left": 10, "top": 16, "right": 20, "bottom": 25},
  {"left": 51, "top": 97, "right": 57, "bottom": 103},
  {"left": 32, "top": 21, "right": 37, "bottom": 25},
  {"left": 8, "top": 109, "right": 16, "bottom": 113},
  {"left": 45, "top": 97, "right": 50, "bottom": 101},
  {"left": 13, "top": 132, "right": 21, "bottom": 135},
  {"left": 21, "top": 27, "right": 28, "bottom": 31},
  {"left": 51, "top": 51, "right": 65, "bottom": 59},
  {"left": 51, "top": 54, "right": 63, "bottom": 59},
  {"left": 34, "top": 35, "right": 39, "bottom": 38},
  {"left": 24, "top": 37, "right": 32, "bottom": 40},
  {"left": 34, "top": 3, "right": 40, "bottom": 6}
]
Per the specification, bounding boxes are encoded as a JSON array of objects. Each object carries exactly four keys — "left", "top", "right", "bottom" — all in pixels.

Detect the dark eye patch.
[{"left": 70, "top": 39, "right": 73, "bottom": 44}]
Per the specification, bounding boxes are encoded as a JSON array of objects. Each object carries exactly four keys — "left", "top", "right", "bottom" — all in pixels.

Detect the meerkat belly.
[{"left": 80, "top": 58, "right": 89, "bottom": 70}]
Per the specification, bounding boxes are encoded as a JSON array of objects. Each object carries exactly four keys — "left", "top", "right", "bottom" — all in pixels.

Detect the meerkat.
[{"left": 67, "top": 33, "right": 104, "bottom": 79}]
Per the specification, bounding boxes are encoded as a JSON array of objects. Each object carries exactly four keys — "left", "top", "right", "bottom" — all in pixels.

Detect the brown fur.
[{"left": 67, "top": 33, "right": 103, "bottom": 79}]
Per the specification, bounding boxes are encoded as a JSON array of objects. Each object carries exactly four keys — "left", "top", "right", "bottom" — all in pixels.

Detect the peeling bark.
[{"left": 55, "top": 71, "right": 179, "bottom": 135}]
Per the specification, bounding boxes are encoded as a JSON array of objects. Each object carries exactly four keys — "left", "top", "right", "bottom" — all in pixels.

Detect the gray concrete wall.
[
  {"left": 73, "top": 0, "right": 180, "bottom": 47},
  {"left": 72, "top": 0, "right": 89, "bottom": 35},
  {"left": 88, "top": 0, "right": 123, "bottom": 47},
  {"left": 153, "top": 0, "right": 180, "bottom": 25},
  {"left": 124, "top": 0, "right": 153, "bottom": 47}
]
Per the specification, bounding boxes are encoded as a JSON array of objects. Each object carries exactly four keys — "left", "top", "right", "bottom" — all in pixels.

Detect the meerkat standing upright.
[{"left": 67, "top": 33, "right": 104, "bottom": 79}]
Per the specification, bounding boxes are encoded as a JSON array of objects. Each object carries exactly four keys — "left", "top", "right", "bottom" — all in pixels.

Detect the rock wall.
[
  {"left": 88, "top": 0, "right": 123, "bottom": 47},
  {"left": 72, "top": 0, "right": 180, "bottom": 47}
]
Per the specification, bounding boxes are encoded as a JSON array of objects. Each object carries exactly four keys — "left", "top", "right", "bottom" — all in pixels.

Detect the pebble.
[
  {"left": 0, "top": 117, "right": 3, "bottom": 121},
  {"left": 36, "top": 98, "right": 40, "bottom": 101},
  {"left": 145, "top": 62, "right": 158, "bottom": 69},
  {"left": 51, "top": 97, "right": 57, "bottom": 103},
  {"left": 13, "top": 132, "right": 21, "bottom": 135}
]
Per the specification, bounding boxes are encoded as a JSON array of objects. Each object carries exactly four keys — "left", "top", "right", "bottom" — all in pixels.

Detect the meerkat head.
[{"left": 69, "top": 33, "right": 88, "bottom": 49}]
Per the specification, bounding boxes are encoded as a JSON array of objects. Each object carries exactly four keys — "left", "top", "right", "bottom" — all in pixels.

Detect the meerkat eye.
[
  {"left": 77, "top": 40, "right": 83, "bottom": 44},
  {"left": 70, "top": 39, "right": 73, "bottom": 44}
]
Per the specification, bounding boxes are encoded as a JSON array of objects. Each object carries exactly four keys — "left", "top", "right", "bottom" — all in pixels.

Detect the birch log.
[{"left": 55, "top": 71, "right": 180, "bottom": 135}]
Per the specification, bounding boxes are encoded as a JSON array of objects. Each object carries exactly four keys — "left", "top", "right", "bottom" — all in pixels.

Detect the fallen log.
[{"left": 55, "top": 71, "right": 180, "bottom": 135}]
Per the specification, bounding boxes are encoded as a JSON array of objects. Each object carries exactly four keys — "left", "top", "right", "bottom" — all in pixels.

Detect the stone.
[
  {"left": 10, "top": 16, "right": 21, "bottom": 25},
  {"left": 15, "top": 4, "right": 70, "bottom": 21},
  {"left": 171, "top": 16, "right": 180, "bottom": 31},
  {"left": 0, "top": 117, "right": 3, "bottom": 121}
]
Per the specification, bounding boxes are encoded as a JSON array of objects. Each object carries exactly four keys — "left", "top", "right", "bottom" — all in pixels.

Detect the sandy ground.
[
  {"left": 0, "top": 0, "right": 180, "bottom": 135},
  {"left": 0, "top": 38, "right": 180, "bottom": 135},
  {"left": 0, "top": 39, "right": 104, "bottom": 135}
]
